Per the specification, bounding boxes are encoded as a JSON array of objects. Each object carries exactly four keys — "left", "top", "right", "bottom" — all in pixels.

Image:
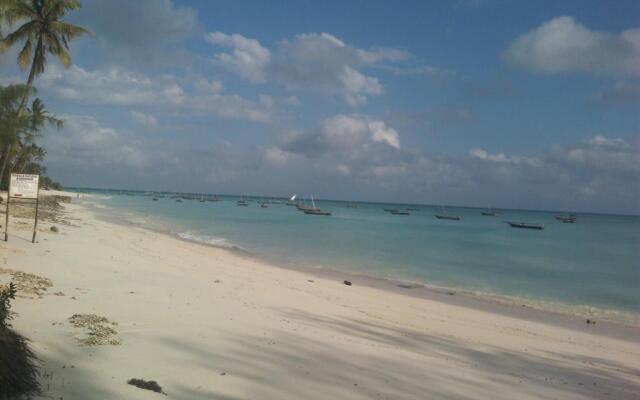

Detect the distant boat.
[
  {"left": 303, "top": 196, "right": 331, "bottom": 216},
  {"left": 199, "top": 194, "right": 205, "bottom": 202},
  {"left": 260, "top": 197, "right": 269, "bottom": 208},
  {"left": 481, "top": 206, "right": 499, "bottom": 216},
  {"left": 391, "top": 210, "right": 410, "bottom": 215},
  {"left": 406, "top": 208, "right": 419, "bottom": 211},
  {"left": 176, "top": 198, "right": 183, "bottom": 203},
  {"left": 434, "top": 205, "right": 462, "bottom": 221},
  {"left": 286, "top": 194, "right": 298, "bottom": 206},
  {"left": 384, "top": 208, "right": 399, "bottom": 212},
  {"left": 237, "top": 196, "right": 249, "bottom": 206},
  {"left": 507, "top": 221, "right": 544, "bottom": 230},
  {"left": 556, "top": 215, "right": 577, "bottom": 223},
  {"left": 346, "top": 202, "right": 358, "bottom": 208},
  {"left": 152, "top": 197, "right": 158, "bottom": 201}
]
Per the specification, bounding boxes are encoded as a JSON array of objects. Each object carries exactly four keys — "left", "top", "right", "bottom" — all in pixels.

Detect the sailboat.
[
  {"left": 286, "top": 194, "right": 298, "bottom": 206},
  {"left": 434, "top": 205, "right": 462, "bottom": 221},
  {"left": 556, "top": 214, "right": 577, "bottom": 223},
  {"left": 303, "top": 196, "right": 331, "bottom": 216},
  {"left": 237, "top": 196, "right": 249, "bottom": 206},
  {"left": 260, "top": 196, "right": 269, "bottom": 208}
]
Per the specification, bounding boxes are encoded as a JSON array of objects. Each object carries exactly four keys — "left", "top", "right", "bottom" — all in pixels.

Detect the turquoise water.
[{"left": 76, "top": 189, "right": 640, "bottom": 315}]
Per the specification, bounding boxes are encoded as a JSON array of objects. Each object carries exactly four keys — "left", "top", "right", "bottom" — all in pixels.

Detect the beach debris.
[
  {"left": 307, "top": 279, "right": 315, "bottom": 283},
  {"left": 0, "top": 268, "right": 52, "bottom": 298},
  {"left": 127, "top": 378, "right": 165, "bottom": 394},
  {"left": 447, "top": 291, "right": 456, "bottom": 296},
  {"left": 214, "top": 280, "right": 221, "bottom": 283},
  {"left": 586, "top": 319, "right": 597, "bottom": 325},
  {"left": 343, "top": 280, "right": 352, "bottom": 286},
  {"left": 50, "top": 226, "right": 58, "bottom": 233},
  {"left": 68, "top": 314, "right": 121, "bottom": 346}
]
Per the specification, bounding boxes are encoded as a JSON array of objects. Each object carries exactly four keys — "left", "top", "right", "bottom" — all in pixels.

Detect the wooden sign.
[
  {"left": 9, "top": 174, "right": 39, "bottom": 199},
  {"left": 5, "top": 173, "right": 40, "bottom": 243}
]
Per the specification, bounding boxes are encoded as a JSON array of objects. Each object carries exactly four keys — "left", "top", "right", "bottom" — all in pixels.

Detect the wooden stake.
[{"left": 31, "top": 184, "right": 40, "bottom": 243}]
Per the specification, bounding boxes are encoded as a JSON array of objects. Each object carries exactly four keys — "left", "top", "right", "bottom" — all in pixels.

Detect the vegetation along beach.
[{"left": 1, "top": 1, "right": 639, "bottom": 399}]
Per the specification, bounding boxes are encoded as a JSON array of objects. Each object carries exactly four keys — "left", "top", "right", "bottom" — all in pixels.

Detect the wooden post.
[
  {"left": 3, "top": 194, "right": 8, "bottom": 242},
  {"left": 31, "top": 183, "right": 40, "bottom": 243}
]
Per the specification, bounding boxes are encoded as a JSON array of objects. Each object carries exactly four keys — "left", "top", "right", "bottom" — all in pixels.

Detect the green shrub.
[{"left": 0, "top": 282, "right": 16, "bottom": 330}]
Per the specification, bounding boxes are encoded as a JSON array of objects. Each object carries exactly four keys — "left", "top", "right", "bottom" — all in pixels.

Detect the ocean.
[{"left": 75, "top": 189, "right": 640, "bottom": 319}]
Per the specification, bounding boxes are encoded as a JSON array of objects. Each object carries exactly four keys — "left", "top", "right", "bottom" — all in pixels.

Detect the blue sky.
[{"left": 1, "top": 0, "right": 638, "bottom": 213}]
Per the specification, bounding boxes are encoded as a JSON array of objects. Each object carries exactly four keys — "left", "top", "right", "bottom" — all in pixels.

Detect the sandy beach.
[{"left": 1, "top": 191, "right": 639, "bottom": 400}]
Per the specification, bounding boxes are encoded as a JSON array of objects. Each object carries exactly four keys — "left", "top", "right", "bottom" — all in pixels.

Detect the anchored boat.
[{"left": 507, "top": 221, "right": 544, "bottom": 230}]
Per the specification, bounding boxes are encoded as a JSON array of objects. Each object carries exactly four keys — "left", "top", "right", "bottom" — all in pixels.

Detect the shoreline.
[
  {"left": 82, "top": 194, "right": 640, "bottom": 335},
  {"left": 3, "top": 191, "right": 639, "bottom": 399}
]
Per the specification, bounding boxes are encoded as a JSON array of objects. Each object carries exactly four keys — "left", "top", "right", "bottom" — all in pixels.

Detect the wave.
[{"left": 177, "top": 231, "right": 239, "bottom": 250}]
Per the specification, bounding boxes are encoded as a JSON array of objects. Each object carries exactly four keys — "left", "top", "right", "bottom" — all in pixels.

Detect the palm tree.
[{"left": 0, "top": 0, "right": 92, "bottom": 184}]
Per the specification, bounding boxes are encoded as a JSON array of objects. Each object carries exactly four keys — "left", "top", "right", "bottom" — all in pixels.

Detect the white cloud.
[
  {"left": 36, "top": 64, "right": 275, "bottom": 124},
  {"left": 44, "top": 115, "right": 154, "bottom": 169},
  {"left": 593, "top": 81, "right": 640, "bottom": 104},
  {"left": 39, "top": 64, "right": 185, "bottom": 106},
  {"left": 206, "top": 31, "right": 406, "bottom": 106},
  {"left": 130, "top": 111, "right": 158, "bottom": 129},
  {"left": 505, "top": 16, "right": 640, "bottom": 76},
  {"left": 263, "top": 147, "right": 292, "bottom": 167},
  {"left": 205, "top": 32, "right": 271, "bottom": 83}
]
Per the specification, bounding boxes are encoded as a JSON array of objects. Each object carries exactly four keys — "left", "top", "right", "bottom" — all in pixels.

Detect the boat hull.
[
  {"left": 507, "top": 222, "right": 544, "bottom": 230},
  {"left": 434, "top": 214, "right": 461, "bottom": 220}
]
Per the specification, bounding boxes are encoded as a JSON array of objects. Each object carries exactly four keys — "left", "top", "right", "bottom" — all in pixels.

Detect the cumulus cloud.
[
  {"left": 36, "top": 64, "right": 275, "bottom": 124},
  {"left": 44, "top": 115, "right": 155, "bottom": 169},
  {"left": 593, "top": 81, "right": 640, "bottom": 104},
  {"left": 130, "top": 111, "right": 158, "bottom": 129},
  {"left": 505, "top": 16, "right": 640, "bottom": 77},
  {"left": 76, "top": 0, "right": 200, "bottom": 67},
  {"left": 206, "top": 32, "right": 407, "bottom": 106},
  {"left": 281, "top": 114, "right": 400, "bottom": 157},
  {"left": 39, "top": 64, "right": 185, "bottom": 106},
  {"left": 205, "top": 32, "right": 271, "bottom": 83}
]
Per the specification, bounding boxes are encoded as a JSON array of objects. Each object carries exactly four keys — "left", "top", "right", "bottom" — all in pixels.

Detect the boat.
[
  {"left": 507, "top": 221, "right": 544, "bottom": 230},
  {"left": 237, "top": 196, "right": 249, "bottom": 206},
  {"left": 384, "top": 208, "right": 399, "bottom": 212},
  {"left": 303, "top": 196, "right": 331, "bottom": 216},
  {"left": 286, "top": 194, "right": 298, "bottom": 206},
  {"left": 406, "top": 208, "right": 419, "bottom": 211},
  {"left": 152, "top": 197, "right": 158, "bottom": 201},
  {"left": 260, "top": 197, "right": 269, "bottom": 208},
  {"left": 391, "top": 211, "right": 410, "bottom": 215},
  {"left": 556, "top": 215, "right": 576, "bottom": 223},
  {"left": 176, "top": 198, "right": 183, "bottom": 203},
  {"left": 481, "top": 206, "right": 499, "bottom": 216},
  {"left": 434, "top": 205, "right": 462, "bottom": 221},
  {"left": 199, "top": 194, "right": 205, "bottom": 202},
  {"left": 346, "top": 202, "right": 358, "bottom": 208},
  {"left": 434, "top": 214, "right": 461, "bottom": 220}
]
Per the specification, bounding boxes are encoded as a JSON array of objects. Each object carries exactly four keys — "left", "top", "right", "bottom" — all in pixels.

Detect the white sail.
[{"left": 290, "top": 194, "right": 297, "bottom": 201}]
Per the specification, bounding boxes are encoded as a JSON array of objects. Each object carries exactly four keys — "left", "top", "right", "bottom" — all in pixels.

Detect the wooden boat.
[
  {"left": 303, "top": 196, "right": 331, "bottom": 216},
  {"left": 481, "top": 205, "right": 499, "bottom": 216},
  {"left": 434, "top": 214, "right": 461, "bottom": 220},
  {"left": 304, "top": 209, "right": 331, "bottom": 216},
  {"left": 556, "top": 215, "right": 576, "bottom": 223},
  {"left": 507, "top": 221, "right": 544, "bottom": 230},
  {"left": 434, "top": 205, "right": 461, "bottom": 221}
]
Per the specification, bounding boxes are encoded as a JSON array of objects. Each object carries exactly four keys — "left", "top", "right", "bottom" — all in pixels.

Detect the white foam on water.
[{"left": 177, "top": 231, "right": 237, "bottom": 250}]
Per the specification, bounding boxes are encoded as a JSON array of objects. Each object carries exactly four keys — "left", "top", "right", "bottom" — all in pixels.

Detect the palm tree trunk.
[{"left": 0, "top": 39, "right": 40, "bottom": 187}]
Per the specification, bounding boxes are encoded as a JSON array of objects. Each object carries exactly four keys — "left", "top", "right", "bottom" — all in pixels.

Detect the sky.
[{"left": 0, "top": 0, "right": 638, "bottom": 214}]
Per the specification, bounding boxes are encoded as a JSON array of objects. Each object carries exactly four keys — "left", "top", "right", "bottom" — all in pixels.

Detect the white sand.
[{"left": 2, "top": 193, "right": 639, "bottom": 399}]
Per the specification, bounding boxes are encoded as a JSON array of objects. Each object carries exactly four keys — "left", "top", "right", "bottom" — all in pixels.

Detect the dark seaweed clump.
[{"left": 127, "top": 378, "right": 165, "bottom": 394}]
